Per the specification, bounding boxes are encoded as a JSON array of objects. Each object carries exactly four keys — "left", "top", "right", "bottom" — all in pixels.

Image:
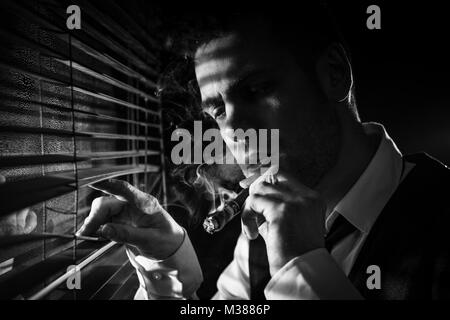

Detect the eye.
[
  {"left": 204, "top": 103, "right": 225, "bottom": 120},
  {"left": 211, "top": 105, "right": 226, "bottom": 120}
]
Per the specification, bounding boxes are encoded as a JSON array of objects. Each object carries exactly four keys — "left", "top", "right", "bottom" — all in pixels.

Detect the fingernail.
[
  {"left": 101, "top": 225, "right": 115, "bottom": 238},
  {"left": 239, "top": 173, "right": 261, "bottom": 189}
]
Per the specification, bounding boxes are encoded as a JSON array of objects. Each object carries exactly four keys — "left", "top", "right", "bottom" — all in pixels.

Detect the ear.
[{"left": 316, "top": 43, "right": 353, "bottom": 103}]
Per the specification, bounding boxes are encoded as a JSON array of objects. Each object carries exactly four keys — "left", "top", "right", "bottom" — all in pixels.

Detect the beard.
[{"left": 280, "top": 106, "right": 341, "bottom": 189}]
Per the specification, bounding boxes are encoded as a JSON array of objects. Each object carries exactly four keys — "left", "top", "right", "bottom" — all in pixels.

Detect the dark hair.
[
  {"left": 162, "top": 2, "right": 349, "bottom": 66},
  {"left": 159, "top": 2, "right": 357, "bottom": 115}
]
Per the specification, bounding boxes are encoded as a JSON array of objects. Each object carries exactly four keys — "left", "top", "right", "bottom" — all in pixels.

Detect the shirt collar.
[{"left": 325, "top": 122, "right": 403, "bottom": 234}]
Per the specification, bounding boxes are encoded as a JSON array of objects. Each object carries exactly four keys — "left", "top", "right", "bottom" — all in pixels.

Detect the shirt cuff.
[
  {"left": 265, "top": 248, "right": 363, "bottom": 300},
  {"left": 126, "top": 228, "right": 203, "bottom": 300}
]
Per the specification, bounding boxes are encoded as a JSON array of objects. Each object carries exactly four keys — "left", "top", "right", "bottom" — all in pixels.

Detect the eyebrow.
[
  {"left": 230, "top": 69, "right": 272, "bottom": 92},
  {"left": 200, "top": 68, "right": 271, "bottom": 111},
  {"left": 201, "top": 96, "right": 224, "bottom": 111}
]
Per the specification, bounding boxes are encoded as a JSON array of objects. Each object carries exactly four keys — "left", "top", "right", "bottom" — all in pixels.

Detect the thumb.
[{"left": 241, "top": 219, "right": 259, "bottom": 240}]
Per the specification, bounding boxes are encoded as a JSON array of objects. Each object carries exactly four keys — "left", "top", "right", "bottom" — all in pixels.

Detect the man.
[{"left": 77, "top": 5, "right": 450, "bottom": 299}]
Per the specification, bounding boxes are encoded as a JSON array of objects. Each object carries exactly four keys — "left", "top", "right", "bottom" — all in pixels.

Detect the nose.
[{"left": 223, "top": 101, "right": 256, "bottom": 134}]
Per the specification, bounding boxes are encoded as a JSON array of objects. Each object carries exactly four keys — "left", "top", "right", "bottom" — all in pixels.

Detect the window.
[{"left": 0, "top": 0, "right": 165, "bottom": 299}]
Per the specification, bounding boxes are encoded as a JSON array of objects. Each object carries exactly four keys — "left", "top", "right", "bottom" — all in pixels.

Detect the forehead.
[
  {"left": 194, "top": 30, "right": 292, "bottom": 96},
  {"left": 194, "top": 34, "right": 243, "bottom": 83}
]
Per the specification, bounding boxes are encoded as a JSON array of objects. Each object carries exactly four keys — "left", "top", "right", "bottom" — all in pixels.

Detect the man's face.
[{"left": 194, "top": 24, "right": 340, "bottom": 187}]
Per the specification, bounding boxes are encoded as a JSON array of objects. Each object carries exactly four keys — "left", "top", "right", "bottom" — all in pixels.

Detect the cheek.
[
  {"left": 278, "top": 68, "right": 324, "bottom": 115},
  {"left": 249, "top": 96, "right": 282, "bottom": 130},
  {"left": 264, "top": 96, "right": 282, "bottom": 111},
  {"left": 277, "top": 83, "right": 322, "bottom": 130},
  {"left": 221, "top": 131, "right": 245, "bottom": 162}
]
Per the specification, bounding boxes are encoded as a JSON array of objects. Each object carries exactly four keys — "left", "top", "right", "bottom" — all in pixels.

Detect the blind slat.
[
  {"left": 55, "top": 58, "right": 157, "bottom": 100},
  {"left": 0, "top": 177, "right": 76, "bottom": 216},
  {"left": 28, "top": 242, "right": 118, "bottom": 300},
  {"left": 1, "top": 163, "right": 159, "bottom": 216},
  {"left": 0, "top": 27, "right": 158, "bottom": 96},
  {"left": 73, "top": 0, "right": 158, "bottom": 65},
  {"left": 0, "top": 1, "right": 158, "bottom": 88},
  {"left": 69, "top": 37, "right": 157, "bottom": 88},
  {"left": 1, "top": 125, "right": 161, "bottom": 141},
  {"left": 1, "top": 99, "right": 161, "bottom": 128},
  {"left": 0, "top": 62, "right": 160, "bottom": 114},
  {"left": 2, "top": 1, "right": 158, "bottom": 79},
  {"left": 0, "top": 150, "right": 160, "bottom": 167}
]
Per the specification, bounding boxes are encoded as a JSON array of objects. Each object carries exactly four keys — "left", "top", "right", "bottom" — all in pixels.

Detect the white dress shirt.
[{"left": 127, "top": 122, "right": 414, "bottom": 300}]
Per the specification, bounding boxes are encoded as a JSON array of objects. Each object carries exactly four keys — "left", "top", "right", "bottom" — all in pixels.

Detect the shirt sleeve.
[
  {"left": 264, "top": 248, "right": 364, "bottom": 300},
  {"left": 126, "top": 228, "right": 203, "bottom": 300},
  {"left": 212, "top": 232, "right": 251, "bottom": 300}
]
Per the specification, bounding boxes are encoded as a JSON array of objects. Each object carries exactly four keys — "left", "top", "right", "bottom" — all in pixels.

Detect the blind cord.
[{"left": 68, "top": 31, "right": 79, "bottom": 300}]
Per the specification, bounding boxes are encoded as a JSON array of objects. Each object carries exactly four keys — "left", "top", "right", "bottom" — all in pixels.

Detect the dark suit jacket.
[{"left": 349, "top": 153, "right": 450, "bottom": 299}]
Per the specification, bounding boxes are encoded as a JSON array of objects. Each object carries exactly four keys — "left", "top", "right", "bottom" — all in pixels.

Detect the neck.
[{"left": 316, "top": 108, "right": 380, "bottom": 217}]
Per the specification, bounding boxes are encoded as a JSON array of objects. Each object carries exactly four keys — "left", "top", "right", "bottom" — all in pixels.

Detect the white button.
[{"left": 152, "top": 272, "right": 162, "bottom": 280}]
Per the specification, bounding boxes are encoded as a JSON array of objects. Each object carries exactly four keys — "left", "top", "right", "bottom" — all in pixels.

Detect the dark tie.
[{"left": 249, "top": 213, "right": 356, "bottom": 300}]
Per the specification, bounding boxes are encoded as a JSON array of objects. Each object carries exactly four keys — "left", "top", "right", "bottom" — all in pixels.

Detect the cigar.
[{"left": 203, "top": 188, "right": 250, "bottom": 234}]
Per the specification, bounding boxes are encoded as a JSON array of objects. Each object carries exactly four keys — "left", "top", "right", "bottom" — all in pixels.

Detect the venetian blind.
[{"left": 0, "top": 0, "right": 166, "bottom": 299}]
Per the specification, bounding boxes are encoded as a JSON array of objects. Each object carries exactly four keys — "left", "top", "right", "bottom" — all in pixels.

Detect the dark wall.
[{"left": 331, "top": 2, "right": 450, "bottom": 165}]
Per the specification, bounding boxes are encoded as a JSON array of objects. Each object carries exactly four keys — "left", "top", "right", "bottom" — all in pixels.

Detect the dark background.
[
  {"left": 154, "top": 0, "right": 450, "bottom": 164},
  {"left": 329, "top": 1, "right": 449, "bottom": 165}
]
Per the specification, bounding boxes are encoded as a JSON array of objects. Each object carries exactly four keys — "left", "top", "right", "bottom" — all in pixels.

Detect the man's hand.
[
  {"left": 0, "top": 174, "right": 37, "bottom": 237},
  {"left": 242, "top": 171, "right": 326, "bottom": 276},
  {"left": 77, "top": 179, "right": 184, "bottom": 260}
]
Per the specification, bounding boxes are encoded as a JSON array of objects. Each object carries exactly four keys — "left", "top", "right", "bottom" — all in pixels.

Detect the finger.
[
  {"left": 76, "top": 196, "right": 124, "bottom": 236},
  {"left": 239, "top": 173, "right": 261, "bottom": 189},
  {"left": 89, "top": 179, "right": 147, "bottom": 204},
  {"left": 258, "top": 221, "right": 269, "bottom": 242},
  {"left": 248, "top": 166, "right": 285, "bottom": 194},
  {"left": 99, "top": 223, "right": 145, "bottom": 248},
  {"left": 250, "top": 169, "right": 318, "bottom": 201},
  {"left": 247, "top": 194, "right": 282, "bottom": 223},
  {"left": 241, "top": 198, "right": 265, "bottom": 240},
  {"left": 23, "top": 210, "right": 37, "bottom": 234},
  {"left": 241, "top": 212, "right": 259, "bottom": 240},
  {"left": 24, "top": 212, "right": 37, "bottom": 234},
  {"left": 273, "top": 170, "right": 318, "bottom": 197},
  {"left": 250, "top": 180, "right": 291, "bottom": 201},
  {"left": 16, "top": 209, "right": 28, "bottom": 230}
]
